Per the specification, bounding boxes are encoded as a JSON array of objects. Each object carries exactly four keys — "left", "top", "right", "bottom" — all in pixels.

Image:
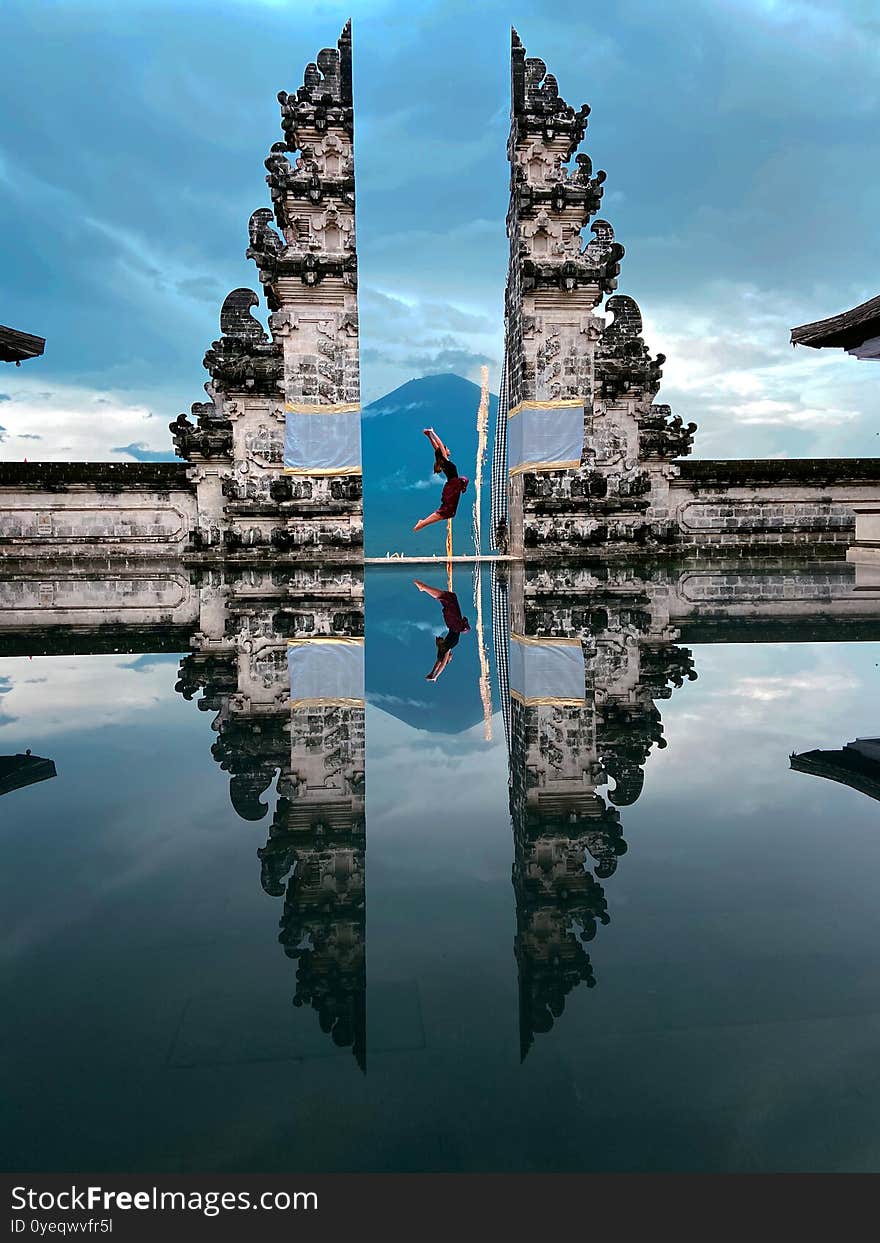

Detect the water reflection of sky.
[{"left": 2, "top": 626, "right": 880, "bottom": 1173}]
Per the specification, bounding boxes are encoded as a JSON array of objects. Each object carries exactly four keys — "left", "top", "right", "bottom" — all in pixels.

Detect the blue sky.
[{"left": 0, "top": 0, "right": 877, "bottom": 461}]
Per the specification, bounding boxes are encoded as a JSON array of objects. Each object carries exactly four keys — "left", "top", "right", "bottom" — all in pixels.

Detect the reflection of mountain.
[
  {"left": 0, "top": 751, "right": 56, "bottom": 797},
  {"left": 365, "top": 565, "right": 495, "bottom": 734},
  {"left": 790, "top": 737, "right": 880, "bottom": 803},
  {"left": 362, "top": 374, "right": 497, "bottom": 557}
]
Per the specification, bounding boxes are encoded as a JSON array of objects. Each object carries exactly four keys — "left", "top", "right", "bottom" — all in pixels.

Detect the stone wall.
[
  {"left": 0, "top": 463, "right": 197, "bottom": 559},
  {"left": 660, "top": 459, "right": 880, "bottom": 554}
]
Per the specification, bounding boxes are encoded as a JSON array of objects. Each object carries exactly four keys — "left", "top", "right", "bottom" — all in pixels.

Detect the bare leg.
[
  {"left": 413, "top": 510, "right": 447, "bottom": 533},
  {"left": 414, "top": 579, "right": 444, "bottom": 600},
  {"left": 426, "top": 651, "right": 454, "bottom": 681}
]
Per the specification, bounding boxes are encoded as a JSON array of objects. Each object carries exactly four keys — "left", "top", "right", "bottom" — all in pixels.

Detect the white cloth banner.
[
  {"left": 284, "top": 408, "right": 362, "bottom": 475},
  {"left": 287, "top": 638, "right": 365, "bottom": 706},
  {"left": 509, "top": 635, "right": 585, "bottom": 704},
  {"left": 508, "top": 402, "right": 583, "bottom": 474}
]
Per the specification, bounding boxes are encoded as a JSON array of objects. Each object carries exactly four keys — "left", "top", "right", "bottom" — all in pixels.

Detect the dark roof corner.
[
  {"left": 0, "top": 324, "right": 45, "bottom": 365},
  {"left": 790, "top": 294, "right": 880, "bottom": 352}
]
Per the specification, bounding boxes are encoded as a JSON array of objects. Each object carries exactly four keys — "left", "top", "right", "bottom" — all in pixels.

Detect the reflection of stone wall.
[{"left": 0, "top": 568, "right": 195, "bottom": 623}]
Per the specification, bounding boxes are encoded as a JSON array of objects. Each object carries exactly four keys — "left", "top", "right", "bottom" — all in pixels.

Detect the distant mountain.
[
  {"left": 148, "top": 372, "right": 499, "bottom": 555},
  {"left": 362, "top": 373, "right": 499, "bottom": 557}
]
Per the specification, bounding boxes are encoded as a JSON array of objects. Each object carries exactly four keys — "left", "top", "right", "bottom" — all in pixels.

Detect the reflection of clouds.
[
  {"left": 374, "top": 619, "right": 439, "bottom": 640},
  {"left": 721, "top": 673, "right": 860, "bottom": 703},
  {"left": 644, "top": 644, "right": 878, "bottom": 810},
  {"left": 0, "top": 655, "right": 175, "bottom": 741},
  {"left": 370, "top": 693, "right": 432, "bottom": 711},
  {"left": 366, "top": 704, "right": 509, "bottom": 876}
]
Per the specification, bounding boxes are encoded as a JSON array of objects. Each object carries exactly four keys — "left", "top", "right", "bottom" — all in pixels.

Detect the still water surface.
[{"left": 2, "top": 566, "right": 880, "bottom": 1172}]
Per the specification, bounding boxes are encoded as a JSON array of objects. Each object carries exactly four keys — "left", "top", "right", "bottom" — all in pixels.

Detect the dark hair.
[{"left": 437, "top": 630, "right": 461, "bottom": 655}]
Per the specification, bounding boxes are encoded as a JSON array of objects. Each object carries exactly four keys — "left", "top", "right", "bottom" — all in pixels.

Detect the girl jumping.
[{"left": 413, "top": 428, "right": 469, "bottom": 533}]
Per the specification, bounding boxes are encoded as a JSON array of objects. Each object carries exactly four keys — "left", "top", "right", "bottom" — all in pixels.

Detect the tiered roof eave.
[{"left": 790, "top": 293, "right": 880, "bottom": 354}]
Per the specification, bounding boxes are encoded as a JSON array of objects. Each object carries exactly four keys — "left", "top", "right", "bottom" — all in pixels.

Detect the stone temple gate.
[{"left": 1, "top": 22, "right": 879, "bottom": 563}]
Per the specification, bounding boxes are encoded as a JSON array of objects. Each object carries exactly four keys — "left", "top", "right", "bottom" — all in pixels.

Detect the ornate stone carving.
[
  {"left": 260, "top": 22, "right": 358, "bottom": 303},
  {"left": 169, "top": 397, "right": 232, "bottom": 462},
  {"left": 506, "top": 568, "right": 698, "bottom": 1054},
  {"left": 203, "top": 289, "right": 284, "bottom": 395},
  {"left": 244, "top": 423, "right": 284, "bottom": 465},
  {"left": 595, "top": 295, "right": 664, "bottom": 401}
]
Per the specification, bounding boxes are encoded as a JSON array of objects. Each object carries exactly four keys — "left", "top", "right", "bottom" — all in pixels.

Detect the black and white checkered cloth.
[
  {"left": 491, "top": 561, "right": 511, "bottom": 754},
  {"left": 489, "top": 346, "right": 509, "bottom": 552}
]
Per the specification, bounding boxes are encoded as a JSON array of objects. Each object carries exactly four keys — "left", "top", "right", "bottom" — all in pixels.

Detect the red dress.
[
  {"left": 438, "top": 590, "right": 471, "bottom": 634},
  {"left": 437, "top": 475, "right": 468, "bottom": 519}
]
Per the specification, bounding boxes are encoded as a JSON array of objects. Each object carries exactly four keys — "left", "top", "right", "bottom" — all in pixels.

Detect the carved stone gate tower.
[
  {"left": 504, "top": 30, "right": 696, "bottom": 559},
  {"left": 171, "top": 22, "right": 363, "bottom": 560}
]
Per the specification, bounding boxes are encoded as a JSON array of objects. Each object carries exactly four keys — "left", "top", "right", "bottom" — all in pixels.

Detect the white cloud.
[
  {"left": 365, "top": 703, "right": 509, "bottom": 876},
  {"left": 0, "top": 376, "right": 174, "bottom": 462},
  {"left": 636, "top": 281, "right": 878, "bottom": 457}
]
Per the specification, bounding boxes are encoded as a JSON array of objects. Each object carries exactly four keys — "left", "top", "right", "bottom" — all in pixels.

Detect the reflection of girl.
[
  {"left": 414, "top": 579, "right": 471, "bottom": 681},
  {"left": 413, "top": 428, "right": 469, "bottom": 533}
]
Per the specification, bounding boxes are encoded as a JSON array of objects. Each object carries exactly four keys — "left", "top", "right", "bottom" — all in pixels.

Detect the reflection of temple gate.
[
  {"left": 3, "top": 556, "right": 880, "bottom": 1066},
  {"left": 176, "top": 565, "right": 367, "bottom": 1068},
  {"left": 503, "top": 564, "right": 697, "bottom": 1055},
  {"left": 791, "top": 738, "right": 880, "bottom": 805},
  {"left": 494, "top": 558, "right": 880, "bottom": 1054}
]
